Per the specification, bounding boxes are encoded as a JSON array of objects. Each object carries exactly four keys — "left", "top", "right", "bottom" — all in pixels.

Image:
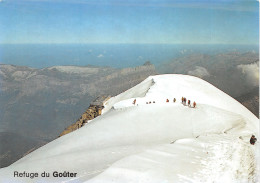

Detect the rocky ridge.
[{"left": 59, "top": 96, "right": 111, "bottom": 137}]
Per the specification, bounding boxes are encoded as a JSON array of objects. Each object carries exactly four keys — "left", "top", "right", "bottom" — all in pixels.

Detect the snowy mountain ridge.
[
  {"left": 0, "top": 74, "right": 258, "bottom": 183},
  {"left": 104, "top": 75, "right": 257, "bottom": 127}
]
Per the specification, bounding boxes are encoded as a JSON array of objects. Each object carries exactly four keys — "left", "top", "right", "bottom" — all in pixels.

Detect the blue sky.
[{"left": 0, "top": 0, "right": 259, "bottom": 44}]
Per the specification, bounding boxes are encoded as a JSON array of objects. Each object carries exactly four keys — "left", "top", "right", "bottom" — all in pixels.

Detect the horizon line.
[{"left": 0, "top": 43, "right": 259, "bottom": 46}]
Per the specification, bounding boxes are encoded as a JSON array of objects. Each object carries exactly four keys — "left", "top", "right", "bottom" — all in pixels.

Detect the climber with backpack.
[
  {"left": 250, "top": 135, "right": 257, "bottom": 145},
  {"left": 188, "top": 100, "right": 191, "bottom": 106},
  {"left": 193, "top": 101, "right": 196, "bottom": 108}
]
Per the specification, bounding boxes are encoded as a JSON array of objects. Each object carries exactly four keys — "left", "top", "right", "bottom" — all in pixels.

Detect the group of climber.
[
  {"left": 133, "top": 98, "right": 258, "bottom": 146},
  {"left": 166, "top": 98, "right": 176, "bottom": 103},
  {"left": 146, "top": 101, "right": 155, "bottom": 104},
  {"left": 132, "top": 97, "right": 196, "bottom": 108},
  {"left": 181, "top": 97, "right": 196, "bottom": 108}
]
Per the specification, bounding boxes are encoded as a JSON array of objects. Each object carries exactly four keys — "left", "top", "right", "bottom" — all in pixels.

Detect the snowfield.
[{"left": 0, "top": 74, "right": 259, "bottom": 183}]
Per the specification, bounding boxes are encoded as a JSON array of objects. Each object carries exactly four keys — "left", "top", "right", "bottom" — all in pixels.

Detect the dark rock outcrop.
[{"left": 59, "top": 96, "right": 111, "bottom": 137}]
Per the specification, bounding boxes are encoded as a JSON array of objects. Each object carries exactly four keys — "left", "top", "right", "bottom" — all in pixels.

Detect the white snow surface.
[{"left": 0, "top": 74, "right": 259, "bottom": 183}]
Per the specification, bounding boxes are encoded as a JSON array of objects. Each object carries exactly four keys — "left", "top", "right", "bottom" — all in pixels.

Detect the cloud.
[
  {"left": 138, "top": 56, "right": 143, "bottom": 60},
  {"left": 237, "top": 62, "right": 259, "bottom": 87},
  {"left": 97, "top": 54, "right": 104, "bottom": 58},
  {"left": 180, "top": 49, "right": 187, "bottom": 54},
  {"left": 188, "top": 66, "right": 210, "bottom": 78}
]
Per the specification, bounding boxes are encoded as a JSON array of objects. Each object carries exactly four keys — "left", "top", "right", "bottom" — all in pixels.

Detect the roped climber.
[
  {"left": 193, "top": 101, "right": 196, "bottom": 108},
  {"left": 188, "top": 100, "right": 191, "bottom": 106},
  {"left": 250, "top": 135, "right": 257, "bottom": 145}
]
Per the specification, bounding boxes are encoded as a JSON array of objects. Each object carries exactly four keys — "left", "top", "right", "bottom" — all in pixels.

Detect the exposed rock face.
[{"left": 59, "top": 96, "right": 111, "bottom": 137}]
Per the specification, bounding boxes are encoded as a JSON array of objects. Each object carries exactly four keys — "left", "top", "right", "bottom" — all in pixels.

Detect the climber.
[
  {"left": 183, "top": 98, "right": 186, "bottom": 105},
  {"left": 133, "top": 99, "right": 136, "bottom": 105},
  {"left": 173, "top": 98, "right": 176, "bottom": 103},
  {"left": 250, "top": 135, "right": 257, "bottom": 145},
  {"left": 188, "top": 100, "right": 191, "bottom": 106},
  {"left": 193, "top": 101, "right": 196, "bottom": 108},
  {"left": 149, "top": 101, "right": 151, "bottom": 104},
  {"left": 146, "top": 102, "right": 148, "bottom": 104},
  {"left": 153, "top": 101, "right": 155, "bottom": 103},
  {"left": 181, "top": 97, "right": 184, "bottom": 104},
  {"left": 166, "top": 99, "right": 169, "bottom": 103}
]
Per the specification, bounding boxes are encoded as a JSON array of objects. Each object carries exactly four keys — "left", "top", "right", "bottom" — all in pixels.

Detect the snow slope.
[{"left": 0, "top": 74, "right": 258, "bottom": 183}]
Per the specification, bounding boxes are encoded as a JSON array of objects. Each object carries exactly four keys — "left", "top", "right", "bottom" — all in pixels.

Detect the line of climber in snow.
[
  {"left": 132, "top": 97, "right": 196, "bottom": 108},
  {"left": 181, "top": 97, "right": 196, "bottom": 108},
  {"left": 132, "top": 98, "right": 257, "bottom": 146}
]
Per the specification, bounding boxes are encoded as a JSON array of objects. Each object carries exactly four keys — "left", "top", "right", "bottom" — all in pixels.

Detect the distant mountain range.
[{"left": 0, "top": 51, "right": 258, "bottom": 168}]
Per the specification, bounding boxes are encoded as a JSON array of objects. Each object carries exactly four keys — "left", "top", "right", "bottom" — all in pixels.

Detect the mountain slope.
[
  {"left": 0, "top": 74, "right": 258, "bottom": 183},
  {"left": 0, "top": 63, "right": 156, "bottom": 167},
  {"left": 236, "top": 87, "right": 259, "bottom": 117},
  {"left": 0, "top": 132, "right": 46, "bottom": 168}
]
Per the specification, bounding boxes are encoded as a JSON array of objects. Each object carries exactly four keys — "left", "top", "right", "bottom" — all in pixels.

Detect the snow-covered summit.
[
  {"left": 104, "top": 74, "right": 258, "bottom": 132},
  {"left": 0, "top": 74, "right": 258, "bottom": 183}
]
